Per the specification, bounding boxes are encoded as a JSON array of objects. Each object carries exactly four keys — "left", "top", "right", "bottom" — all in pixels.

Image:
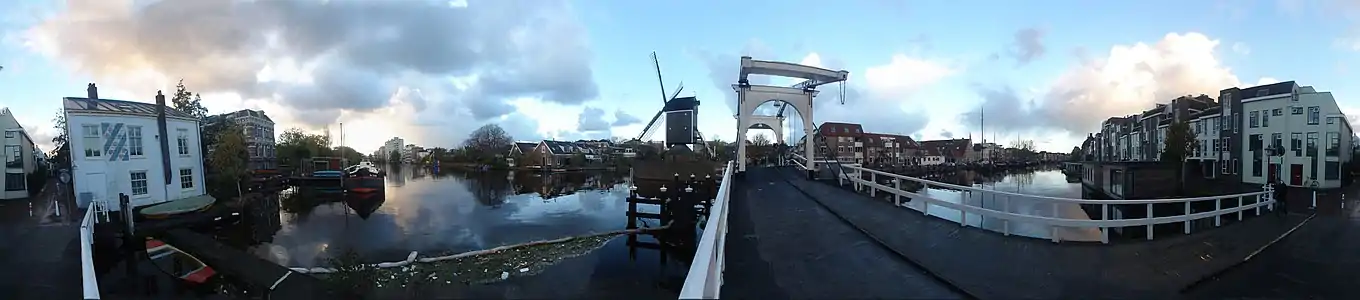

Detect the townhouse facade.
[
  {"left": 66, "top": 84, "right": 207, "bottom": 210},
  {"left": 1085, "top": 81, "right": 1354, "bottom": 189},
  {"left": 1, "top": 108, "right": 37, "bottom": 199},
  {"left": 206, "top": 109, "right": 276, "bottom": 170}
]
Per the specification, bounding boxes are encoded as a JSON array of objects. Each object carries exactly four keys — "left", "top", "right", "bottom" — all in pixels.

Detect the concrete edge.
[
  {"left": 1177, "top": 212, "right": 1317, "bottom": 294},
  {"left": 772, "top": 167, "right": 982, "bottom": 300}
]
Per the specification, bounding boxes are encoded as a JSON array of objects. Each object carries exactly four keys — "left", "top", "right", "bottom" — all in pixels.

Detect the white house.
[
  {"left": 1188, "top": 108, "right": 1223, "bottom": 178},
  {"left": 1240, "top": 81, "right": 1353, "bottom": 188},
  {"left": 2, "top": 108, "right": 37, "bottom": 199},
  {"left": 66, "top": 84, "right": 206, "bottom": 210}
]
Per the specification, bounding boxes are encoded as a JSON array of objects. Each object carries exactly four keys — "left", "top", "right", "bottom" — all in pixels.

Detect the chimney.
[
  {"left": 156, "top": 91, "right": 172, "bottom": 184},
  {"left": 85, "top": 83, "right": 99, "bottom": 109}
]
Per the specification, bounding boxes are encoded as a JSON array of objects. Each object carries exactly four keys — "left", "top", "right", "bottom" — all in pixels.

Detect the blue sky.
[{"left": 2, "top": 0, "right": 1359, "bottom": 154}]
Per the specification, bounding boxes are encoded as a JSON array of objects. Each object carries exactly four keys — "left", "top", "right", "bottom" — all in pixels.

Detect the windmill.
[{"left": 633, "top": 52, "right": 712, "bottom": 156}]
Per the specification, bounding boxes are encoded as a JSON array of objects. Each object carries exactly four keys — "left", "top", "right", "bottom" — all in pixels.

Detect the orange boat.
[{"left": 145, "top": 239, "right": 217, "bottom": 284}]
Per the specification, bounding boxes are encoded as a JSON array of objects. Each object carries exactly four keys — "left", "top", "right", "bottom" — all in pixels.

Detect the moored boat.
[{"left": 145, "top": 239, "right": 217, "bottom": 284}]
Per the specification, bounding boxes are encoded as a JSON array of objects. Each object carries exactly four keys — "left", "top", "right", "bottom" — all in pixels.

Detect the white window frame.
[
  {"left": 176, "top": 128, "right": 190, "bottom": 156},
  {"left": 130, "top": 170, "right": 149, "bottom": 196},
  {"left": 179, "top": 168, "right": 194, "bottom": 189},
  {"left": 82, "top": 124, "right": 102, "bottom": 158},
  {"left": 128, "top": 126, "right": 144, "bottom": 157}
]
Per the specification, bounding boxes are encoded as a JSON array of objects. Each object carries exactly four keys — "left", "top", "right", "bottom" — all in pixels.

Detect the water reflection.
[
  {"left": 217, "top": 165, "right": 690, "bottom": 297},
  {"left": 884, "top": 166, "right": 1103, "bottom": 242}
]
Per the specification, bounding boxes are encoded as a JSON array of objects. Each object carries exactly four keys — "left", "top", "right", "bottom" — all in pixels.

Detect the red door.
[{"left": 1290, "top": 164, "right": 1304, "bottom": 186}]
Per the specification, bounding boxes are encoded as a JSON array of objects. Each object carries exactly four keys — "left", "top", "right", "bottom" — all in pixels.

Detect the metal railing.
[
  {"left": 835, "top": 164, "right": 1276, "bottom": 244},
  {"left": 679, "top": 160, "right": 736, "bottom": 299},
  {"left": 80, "top": 203, "right": 101, "bottom": 299}
]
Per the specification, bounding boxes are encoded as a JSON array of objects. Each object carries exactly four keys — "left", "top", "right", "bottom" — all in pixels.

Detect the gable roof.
[
  {"left": 513, "top": 142, "right": 537, "bottom": 154},
  {"left": 64, "top": 97, "right": 198, "bottom": 120},
  {"left": 918, "top": 138, "right": 971, "bottom": 157},
  {"left": 540, "top": 140, "right": 583, "bottom": 155}
]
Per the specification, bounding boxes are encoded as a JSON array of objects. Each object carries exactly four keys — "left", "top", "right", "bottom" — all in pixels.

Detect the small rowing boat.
[{"left": 145, "top": 239, "right": 217, "bottom": 284}]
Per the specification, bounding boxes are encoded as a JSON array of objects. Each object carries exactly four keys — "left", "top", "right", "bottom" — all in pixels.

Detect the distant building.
[
  {"left": 917, "top": 139, "right": 972, "bottom": 164},
  {"left": 815, "top": 122, "right": 865, "bottom": 163},
  {"left": 206, "top": 109, "right": 276, "bottom": 170},
  {"left": 1, "top": 108, "right": 37, "bottom": 199},
  {"left": 65, "top": 83, "right": 206, "bottom": 210},
  {"left": 377, "top": 137, "right": 404, "bottom": 161}
]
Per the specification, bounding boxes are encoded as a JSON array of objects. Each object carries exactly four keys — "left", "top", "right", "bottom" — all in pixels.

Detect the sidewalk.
[
  {"left": 0, "top": 180, "right": 83, "bottom": 300},
  {"left": 777, "top": 167, "right": 1306, "bottom": 299}
]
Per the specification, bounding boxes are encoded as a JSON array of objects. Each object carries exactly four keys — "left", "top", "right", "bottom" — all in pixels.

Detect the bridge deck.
[
  {"left": 721, "top": 168, "right": 965, "bottom": 299},
  {"left": 735, "top": 166, "right": 1316, "bottom": 299}
]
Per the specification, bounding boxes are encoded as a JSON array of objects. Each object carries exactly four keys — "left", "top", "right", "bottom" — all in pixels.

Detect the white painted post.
[
  {"left": 1214, "top": 198, "right": 1221, "bottom": 227},
  {"left": 1183, "top": 201, "right": 1191, "bottom": 235},
  {"left": 1146, "top": 203, "right": 1154, "bottom": 240},
  {"left": 1003, "top": 196, "right": 1010, "bottom": 236},
  {"left": 893, "top": 179, "right": 901, "bottom": 206},
  {"left": 870, "top": 172, "right": 877, "bottom": 197},
  {"left": 1312, "top": 190, "right": 1317, "bottom": 209},
  {"left": 1100, "top": 204, "right": 1109, "bottom": 244}
]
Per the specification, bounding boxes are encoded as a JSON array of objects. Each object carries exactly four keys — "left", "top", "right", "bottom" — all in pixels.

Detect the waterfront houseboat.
[{"left": 65, "top": 84, "right": 207, "bottom": 211}]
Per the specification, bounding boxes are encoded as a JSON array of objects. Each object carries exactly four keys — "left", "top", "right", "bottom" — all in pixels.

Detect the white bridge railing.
[
  {"left": 679, "top": 160, "right": 736, "bottom": 299},
  {"left": 833, "top": 164, "right": 1275, "bottom": 243},
  {"left": 80, "top": 204, "right": 101, "bottom": 299}
]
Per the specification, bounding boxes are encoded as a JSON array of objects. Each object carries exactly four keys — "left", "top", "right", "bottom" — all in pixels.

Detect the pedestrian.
[{"left": 1275, "top": 179, "right": 1289, "bottom": 217}]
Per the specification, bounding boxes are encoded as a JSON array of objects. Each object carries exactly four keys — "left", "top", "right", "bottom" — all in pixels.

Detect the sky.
[{"left": 3, "top": 0, "right": 1360, "bottom": 154}]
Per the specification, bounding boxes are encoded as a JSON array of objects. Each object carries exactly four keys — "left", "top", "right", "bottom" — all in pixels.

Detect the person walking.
[{"left": 1275, "top": 179, "right": 1289, "bottom": 217}]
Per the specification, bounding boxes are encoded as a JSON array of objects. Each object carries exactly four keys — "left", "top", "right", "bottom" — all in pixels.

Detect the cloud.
[
  {"left": 940, "top": 130, "right": 954, "bottom": 139},
  {"left": 960, "top": 32, "right": 1245, "bottom": 136},
  {"left": 1010, "top": 27, "right": 1046, "bottom": 65},
  {"left": 611, "top": 109, "right": 641, "bottom": 126},
  {"left": 25, "top": 0, "right": 595, "bottom": 150},
  {"left": 577, "top": 106, "right": 611, "bottom": 132},
  {"left": 1232, "top": 42, "right": 1251, "bottom": 56}
]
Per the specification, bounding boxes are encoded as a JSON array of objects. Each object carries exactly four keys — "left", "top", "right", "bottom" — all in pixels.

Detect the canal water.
[
  {"left": 886, "top": 165, "right": 1103, "bottom": 242},
  {"left": 214, "top": 165, "right": 690, "bottom": 299}
]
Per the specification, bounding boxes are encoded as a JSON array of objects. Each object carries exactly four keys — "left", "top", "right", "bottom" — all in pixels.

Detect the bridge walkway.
[
  {"left": 1185, "top": 195, "right": 1360, "bottom": 299},
  {"left": 731, "top": 166, "right": 1311, "bottom": 299},
  {"left": 720, "top": 167, "right": 966, "bottom": 299}
]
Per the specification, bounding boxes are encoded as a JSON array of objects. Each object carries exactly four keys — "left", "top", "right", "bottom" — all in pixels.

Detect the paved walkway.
[
  {"left": 721, "top": 168, "right": 965, "bottom": 299},
  {"left": 0, "top": 180, "right": 83, "bottom": 300},
  {"left": 745, "top": 166, "right": 1313, "bottom": 299},
  {"left": 1185, "top": 191, "right": 1360, "bottom": 299}
]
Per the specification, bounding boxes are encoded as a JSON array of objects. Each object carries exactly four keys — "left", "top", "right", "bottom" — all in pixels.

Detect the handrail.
[
  {"left": 80, "top": 205, "right": 101, "bottom": 299},
  {"left": 679, "top": 160, "right": 737, "bottom": 299},
  {"left": 834, "top": 163, "right": 1275, "bottom": 243}
]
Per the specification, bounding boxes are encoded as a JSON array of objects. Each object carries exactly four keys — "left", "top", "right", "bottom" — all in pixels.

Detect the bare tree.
[
  {"left": 463, "top": 124, "right": 513, "bottom": 162},
  {"left": 752, "top": 133, "right": 771, "bottom": 146}
]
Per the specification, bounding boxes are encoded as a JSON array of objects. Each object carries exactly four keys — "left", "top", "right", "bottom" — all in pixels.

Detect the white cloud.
[{"left": 1232, "top": 42, "right": 1251, "bottom": 56}]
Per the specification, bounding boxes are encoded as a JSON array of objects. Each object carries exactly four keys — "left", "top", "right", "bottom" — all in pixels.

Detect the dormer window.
[{"left": 1256, "top": 89, "right": 1268, "bottom": 97}]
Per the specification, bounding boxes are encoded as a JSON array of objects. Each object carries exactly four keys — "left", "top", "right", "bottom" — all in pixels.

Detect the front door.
[{"left": 1290, "top": 164, "right": 1304, "bottom": 186}]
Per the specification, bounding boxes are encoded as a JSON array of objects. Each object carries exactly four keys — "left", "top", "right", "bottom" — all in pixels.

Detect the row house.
[
  {"left": 1088, "top": 80, "right": 1353, "bottom": 189},
  {"left": 816, "top": 122, "right": 865, "bottom": 163},
  {"left": 861, "top": 133, "right": 920, "bottom": 165},
  {"left": 205, "top": 109, "right": 276, "bottom": 170},
  {"left": 520, "top": 140, "right": 606, "bottom": 167},
  {"left": 1, "top": 108, "right": 37, "bottom": 199},
  {"left": 917, "top": 139, "right": 972, "bottom": 165}
]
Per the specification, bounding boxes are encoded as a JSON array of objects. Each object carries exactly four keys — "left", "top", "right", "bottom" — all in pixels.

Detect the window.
[
  {"left": 1256, "top": 89, "right": 1269, "bottom": 97},
  {"left": 1249, "top": 111, "right": 1259, "bottom": 128},
  {"left": 1307, "top": 132, "right": 1319, "bottom": 157},
  {"left": 1328, "top": 132, "right": 1340, "bottom": 157},
  {"left": 1308, "top": 106, "right": 1320, "bottom": 125},
  {"left": 180, "top": 168, "right": 194, "bottom": 189},
  {"left": 1221, "top": 156, "right": 1231, "bottom": 174},
  {"left": 82, "top": 124, "right": 102, "bottom": 158},
  {"left": 4, "top": 173, "right": 24, "bottom": 191},
  {"left": 4, "top": 145, "right": 19, "bottom": 168},
  {"left": 128, "top": 126, "right": 144, "bottom": 156},
  {"left": 1233, "top": 159, "right": 1240, "bottom": 174},
  {"left": 1213, "top": 139, "right": 1221, "bottom": 151},
  {"left": 1272, "top": 133, "right": 1283, "bottom": 153},
  {"left": 1273, "top": 108, "right": 1283, "bottom": 116},
  {"left": 1292, "top": 106, "right": 1304, "bottom": 115},
  {"left": 1214, "top": 117, "right": 1221, "bottom": 131},
  {"left": 130, "top": 171, "right": 148, "bottom": 196},
  {"left": 1326, "top": 161, "right": 1341, "bottom": 180},
  {"left": 1328, "top": 117, "right": 1336, "bottom": 125},
  {"left": 1253, "top": 155, "right": 1262, "bottom": 177},
  {"left": 1234, "top": 114, "right": 1240, "bottom": 133},
  {"left": 1291, "top": 133, "right": 1302, "bottom": 156},
  {"left": 1262, "top": 110, "right": 1269, "bottom": 127},
  {"left": 177, "top": 129, "right": 189, "bottom": 155},
  {"left": 3, "top": 131, "right": 12, "bottom": 138}
]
